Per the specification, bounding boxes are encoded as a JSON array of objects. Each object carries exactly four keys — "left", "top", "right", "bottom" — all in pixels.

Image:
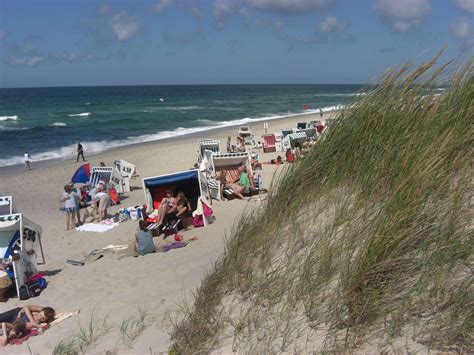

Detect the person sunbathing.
[
  {"left": 157, "top": 189, "right": 176, "bottom": 226},
  {"left": 175, "top": 192, "right": 192, "bottom": 218},
  {"left": 228, "top": 165, "right": 250, "bottom": 200},
  {"left": 0, "top": 320, "right": 27, "bottom": 346},
  {"left": 0, "top": 305, "right": 55, "bottom": 329}
]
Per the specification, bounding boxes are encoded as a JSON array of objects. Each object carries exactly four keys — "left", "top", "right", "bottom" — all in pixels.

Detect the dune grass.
[{"left": 170, "top": 53, "right": 473, "bottom": 352}]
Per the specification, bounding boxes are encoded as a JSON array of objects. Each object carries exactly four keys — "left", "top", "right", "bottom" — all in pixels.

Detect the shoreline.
[{"left": 0, "top": 110, "right": 336, "bottom": 176}]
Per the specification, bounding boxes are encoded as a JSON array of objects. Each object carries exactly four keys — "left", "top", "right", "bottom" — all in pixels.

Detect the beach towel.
[
  {"left": 76, "top": 222, "right": 118, "bottom": 233},
  {"left": 160, "top": 241, "right": 187, "bottom": 252},
  {"left": 8, "top": 310, "right": 80, "bottom": 345},
  {"left": 8, "top": 329, "right": 40, "bottom": 345}
]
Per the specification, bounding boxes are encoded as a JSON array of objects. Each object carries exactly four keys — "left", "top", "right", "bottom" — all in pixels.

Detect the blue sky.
[{"left": 0, "top": 0, "right": 472, "bottom": 87}]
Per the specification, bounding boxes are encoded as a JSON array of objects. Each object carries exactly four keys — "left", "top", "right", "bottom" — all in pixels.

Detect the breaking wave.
[
  {"left": 68, "top": 112, "right": 91, "bottom": 117},
  {"left": 0, "top": 115, "right": 19, "bottom": 121},
  {"left": 50, "top": 122, "right": 68, "bottom": 127}
]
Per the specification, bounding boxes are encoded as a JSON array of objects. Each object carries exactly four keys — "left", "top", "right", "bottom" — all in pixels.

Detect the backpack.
[{"left": 18, "top": 281, "right": 42, "bottom": 300}]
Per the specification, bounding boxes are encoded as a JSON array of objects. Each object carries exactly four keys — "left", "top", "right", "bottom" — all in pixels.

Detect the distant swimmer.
[
  {"left": 24, "top": 152, "right": 32, "bottom": 171},
  {"left": 76, "top": 141, "right": 85, "bottom": 162}
]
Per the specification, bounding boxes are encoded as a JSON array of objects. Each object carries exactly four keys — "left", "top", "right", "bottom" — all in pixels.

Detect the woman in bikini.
[
  {"left": 0, "top": 305, "right": 55, "bottom": 329},
  {"left": 157, "top": 189, "right": 176, "bottom": 226}
]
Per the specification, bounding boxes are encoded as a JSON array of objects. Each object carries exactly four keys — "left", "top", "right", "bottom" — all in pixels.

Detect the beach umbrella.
[{"left": 71, "top": 163, "right": 91, "bottom": 184}]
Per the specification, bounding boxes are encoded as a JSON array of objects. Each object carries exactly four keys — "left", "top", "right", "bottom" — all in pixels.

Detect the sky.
[{"left": 0, "top": 0, "right": 472, "bottom": 88}]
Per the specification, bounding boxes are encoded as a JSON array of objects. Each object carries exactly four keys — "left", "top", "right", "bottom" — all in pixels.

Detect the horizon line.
[{"left": 0, "top": 83, "right": 369, "bottom": 90}]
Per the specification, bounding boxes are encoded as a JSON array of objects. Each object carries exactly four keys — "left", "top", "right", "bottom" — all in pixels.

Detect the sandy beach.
[{"left": 0, "top": 111, "right": 333, "bottom": 353}]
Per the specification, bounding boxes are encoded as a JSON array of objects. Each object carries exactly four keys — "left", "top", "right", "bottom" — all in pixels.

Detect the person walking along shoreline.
[{"left": 76, "top": 141, "right": 85, "bottom": 162}]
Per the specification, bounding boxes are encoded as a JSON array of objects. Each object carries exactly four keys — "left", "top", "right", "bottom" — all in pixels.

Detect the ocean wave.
[
  {"left": 0, "top": 104, "right": 342, "bottom": 167},
  {"left": 162, "top": 106, "right": 200, "bottom": 110},
  {"left": 50, "top": 122, "right": 68, "bottom": 127},
  {"left": 314, "top": 93, "right": 366, "bottom": 97},
  {"left": 0, "top": 125, "right": 28, "bottom": 131},
  {"left": 0, "top": 115, "right": 19, "bottom": 121},
  {"left": 197, "top": 119, "right": 221, "bottom": 126},
  {"left": 68, "top": 112, "right": 91, "bottom": 117}
]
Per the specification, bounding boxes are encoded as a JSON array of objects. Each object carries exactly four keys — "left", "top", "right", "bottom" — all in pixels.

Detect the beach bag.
[
  {"left": 108, "top": 187, "right": 120, "bottom": 205},
  {"left": 19, "top": 281, "right": 41, "bottom": 300},
  {"left": 203, "top": 203, "right": 213, "bottom": 217},
  {"left": 193, "top": 215, "right": 204, "bottom": 228}
]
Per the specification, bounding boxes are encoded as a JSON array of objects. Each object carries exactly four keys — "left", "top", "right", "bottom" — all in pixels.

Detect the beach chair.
[
  {"left": 114, "top": 160, "right": 136, "bottom": 180},
  {"left": 281, "top": 128, "right": 293, "bottom": 138},
  {"left": 198, "top": 139, "right": 220, "bottom": 160},
  {"left": 238, "top": 126, "right": 252, "bottom": 138},
  {"left": 210, "top": 152, "right": 252, "bottom": 200},
  {"left": 297, "top": 122, "right": 307, "bottom": 130},
  {"left": 274, "top": 132, "right": 284, "bottom": 152},
  {"left": 262, "top": 134, "right": 276, "bottom": 153},
  {"left": 0, "top": 196, "right": 13, "bottom": 215},
  {"left": 287, "top": 132, "right": 308, "bottom": 148}
]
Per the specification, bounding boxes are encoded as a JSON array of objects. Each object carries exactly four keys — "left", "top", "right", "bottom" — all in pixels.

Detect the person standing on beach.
[
  {"left": 319, "top": 108, "right": 323, "bottom": 117},
  {"left": 76, "top": 141, "right": 85, "bottom": 162},
  {"left": 24, "top": 152, "right": 32, "bottom": 171}
]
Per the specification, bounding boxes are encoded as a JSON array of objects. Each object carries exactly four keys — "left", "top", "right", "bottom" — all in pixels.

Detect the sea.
[{"left": 0, "top": 84, "right": 365, "bottom": 167}]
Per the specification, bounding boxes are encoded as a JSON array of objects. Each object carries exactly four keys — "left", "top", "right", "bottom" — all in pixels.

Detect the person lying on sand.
[
  {"left": 0, "top": 320, "right": 27, "bottom": 346},
  {"left": 0, "top": 305, "right": 55, "bottom": 329}
]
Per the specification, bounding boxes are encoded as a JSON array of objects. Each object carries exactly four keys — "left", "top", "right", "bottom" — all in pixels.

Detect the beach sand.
[{"left": 0, "top": 111, "right": 333, "bottom": 353}]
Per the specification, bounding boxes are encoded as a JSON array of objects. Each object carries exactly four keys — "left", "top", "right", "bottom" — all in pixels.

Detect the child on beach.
[
  {"left": 0, "top": 320, "right": 27, "bottom": 345},
  {"left": 134, "top": 220, "right": 155, "bottom": 255},
  {"left": 69, "top": 182, "right": 82, "bottom": 225},
  {"left": 61, "top": 184, "right": 79, "bottom": 230}
]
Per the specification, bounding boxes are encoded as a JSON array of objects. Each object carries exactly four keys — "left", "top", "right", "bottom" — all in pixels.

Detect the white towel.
[{"left": 76, "top": 223, "right": 118, "bottom": 233}]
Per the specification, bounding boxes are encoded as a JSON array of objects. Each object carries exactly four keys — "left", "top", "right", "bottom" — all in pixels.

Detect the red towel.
[{"left": 8, "top": 329, "right": 39, "bottom": 345}]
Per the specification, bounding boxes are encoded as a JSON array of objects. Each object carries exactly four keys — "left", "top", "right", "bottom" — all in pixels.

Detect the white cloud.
[
  {"left": 452, "top": 17, "right": 471, "bottom": 38},
  {"left": 373, "top": 0, "right": 431, "bottom": 32},
  {"left": 111, "top": 12, "right": 140, "bottom": 41},
  {"left": 247, "top": 0, "right": 335, "bottom": 15},
  {"left": 8, "top": 55, "right": 44, "bottom": 66},
  {"left": 213, "top": 0, "right": 237, "bottom": 28},
  {"left": 212, "top": 0, "right": 337, "bottom": 28},
  {"left": 153, "top": 0, "right": 174, "bottom": 13},
  {"left": 181, "top": 1, "right": 204, "bottom": 18},
  {"left": 317, "top": 16, "right": 346, "bottom": 33},
  {"left": 453, "top": 0, "right": 474, "bottom": 13},
  {"left": 451, "top": 16, "right": 473, "bottom": 49}
]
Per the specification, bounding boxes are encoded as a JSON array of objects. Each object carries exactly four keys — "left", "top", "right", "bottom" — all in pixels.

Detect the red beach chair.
[{"left": 262, "top": 134, "right": 276, "bottom": 153}]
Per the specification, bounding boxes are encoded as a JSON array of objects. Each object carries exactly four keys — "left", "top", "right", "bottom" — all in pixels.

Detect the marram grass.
[{"left": 170, "top": 54, "right": 473, "bottom": 353}]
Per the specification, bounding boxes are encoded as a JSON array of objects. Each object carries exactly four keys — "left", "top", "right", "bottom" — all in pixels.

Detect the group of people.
[
  {"left": 60, "top": 181, "right": 110, "bottom": 230},
  {"left": 133, "top": 189, "right": 193, "bottom": 256},
  {"left": 226, "top": 136, "right": 248, "bottom": 153},
  {"left": 0, "top": 305, "right": 55, "bottom": 345}
]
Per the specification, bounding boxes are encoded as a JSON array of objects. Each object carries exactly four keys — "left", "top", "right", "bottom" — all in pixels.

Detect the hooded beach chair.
[{"left": 262, "top": 134, "right": 277, "bottom": 153}]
